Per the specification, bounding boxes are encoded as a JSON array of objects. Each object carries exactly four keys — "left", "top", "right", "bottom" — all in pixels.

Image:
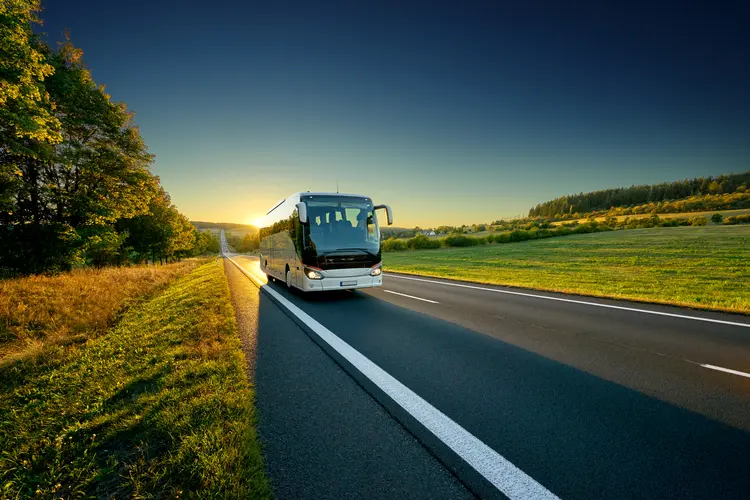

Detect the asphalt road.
[{"left": 227, "top": 252, "right": 750, "bottom": 499}]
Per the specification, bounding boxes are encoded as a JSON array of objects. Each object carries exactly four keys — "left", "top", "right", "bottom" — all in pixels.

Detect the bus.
[{"left": 258, "top": 192, "right": 393, "bottom": 292}]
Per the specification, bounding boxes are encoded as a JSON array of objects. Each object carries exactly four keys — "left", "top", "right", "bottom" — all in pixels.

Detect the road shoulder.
[{"left": 223, "top": 259, "right": 473, "bottom": 500}]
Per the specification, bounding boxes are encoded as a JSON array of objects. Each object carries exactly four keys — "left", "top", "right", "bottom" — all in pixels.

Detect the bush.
[
  {"left": 509, "top": 229, "right": 533, "bottom": 242},
  {"left": 723, "top": 214, "right": 750, "bottom": 225},
  {"left": 491, "top": 232, "right": 511, "bottom": 243},
  {"left": 406, "top": 234, "right": 441, "bottom": 250},
  {"left": 381, "top": 238, "right": 408, "bottom": 252},
  {"left": 536, "top": 229, "right": 555, "bottom": 238},
  {"left": 711, "top": 213, "right": 724, "bottom": 224},
  {"left": 659, "top": 218, "right": 682, "bottom": 227},
  {"left": 690, "top": 216, "right": 708, "bottom": 226},
  {"left": 443, "top": 235, "right": 481, "bottom": 247}
]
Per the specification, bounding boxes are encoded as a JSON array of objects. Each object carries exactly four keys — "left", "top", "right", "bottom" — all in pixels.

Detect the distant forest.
[
  {"left": 191, "top": 221, "right": 258, "bottom": 232},
  {"left": 528, "top": 172, "right": 750, "bottom": 218}
]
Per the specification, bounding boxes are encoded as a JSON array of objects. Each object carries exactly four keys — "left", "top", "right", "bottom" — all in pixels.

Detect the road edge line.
[
  {"left": 385, "top": 273, "right": 750, "bottom": 328},
  {"left": 224, "top": 255, "right": 559, "bottom": 500}
]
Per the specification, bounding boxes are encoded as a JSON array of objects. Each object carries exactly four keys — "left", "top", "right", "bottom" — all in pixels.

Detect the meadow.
[
  {"left": 0, "top": 260, "right": 203, "bottom": 363},
  {"left": 384, "top": 225, "right": 750, "bottom": 313},
  {"left": 0, "top": 261, "right": 270, "bottom": 497}
]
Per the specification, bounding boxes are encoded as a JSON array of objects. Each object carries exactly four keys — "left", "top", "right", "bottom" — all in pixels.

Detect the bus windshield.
[{"left": 304, "top": 197, "right": 380, "bottom": 254}]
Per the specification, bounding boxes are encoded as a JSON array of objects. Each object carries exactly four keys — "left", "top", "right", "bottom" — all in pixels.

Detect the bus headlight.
[
  {"left": 370, "top": 266, "right": 382, "bottom": 276},
  {"left": 305, "top": 267, "right": 323, "bottom": 280}
]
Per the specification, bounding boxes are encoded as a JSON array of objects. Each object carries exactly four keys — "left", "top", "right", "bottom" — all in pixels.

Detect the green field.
[
  {"left": 0, "top": 262, "right": 271, "bottom": 498},
  {"left": 384, "top": 226, "right": 750, "bottom": 313}
]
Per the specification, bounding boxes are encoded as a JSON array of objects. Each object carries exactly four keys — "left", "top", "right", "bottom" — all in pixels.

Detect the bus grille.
[{"left": 319, "top": 254, "right": 374, "bottom": 269}]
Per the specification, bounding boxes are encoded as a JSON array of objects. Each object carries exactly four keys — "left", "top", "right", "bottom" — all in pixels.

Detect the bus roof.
[
  {"left": 265, "top": 192, "right": 373, "bottom": 215},
  {"left": 293, "top": 192, "right": 371, "bottom": 198}
]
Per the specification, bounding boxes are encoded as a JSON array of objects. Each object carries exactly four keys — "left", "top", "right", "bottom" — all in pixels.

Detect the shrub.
[
  {"left": 711, "top": 213, "right": 724, "bottom": 224},
  {"left": 492, "top": 232, "right": 511, "bottom": 243},
  {"left": 536, "top": 229, "right": 555, "bottom": 238},
  {"left": 508, "top": 229, "right": 532, "bottom": 242},
  {"left": 381, "top": 238, "right": 408, "bottom": 252},
  {"left": 443, "top": 235, "right": 481, "bottom": 247},
  {"left": 690, "top": 216, "right": 708, "bottom": 226},
  {"left": 659, "top": 218, "right": 681, "bottom": 227},
  {"left": 723, "top": 214, "right": 750, "bottom": 225},
  {"left": 406, "top": 234, "right": 441, "bottom": 250}
]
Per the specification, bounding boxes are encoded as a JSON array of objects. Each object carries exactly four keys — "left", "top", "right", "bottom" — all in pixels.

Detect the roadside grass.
[
  {"left": 0, "top": 261, "right": 272, "bottom": 498},
  {"left": 384, "top": 225, "right": 750, "bottom": 313},
  {"left": 0, "top": 260, "right": 204, "bottom": 363}
]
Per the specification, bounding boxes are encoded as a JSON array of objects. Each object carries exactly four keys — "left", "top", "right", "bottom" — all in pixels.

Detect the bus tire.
[{"left": 285, "top": 266, "right": 292, "bottom": 289}]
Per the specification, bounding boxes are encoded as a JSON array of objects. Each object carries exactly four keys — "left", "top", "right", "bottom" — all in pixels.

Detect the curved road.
[{"left": 224, "top": 247, "right": 750, "bottom": 499}]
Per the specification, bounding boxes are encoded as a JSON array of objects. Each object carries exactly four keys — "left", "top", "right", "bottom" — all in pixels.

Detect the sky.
[{"left": 40, "top": 1, "right": 749, "bottom": 227}]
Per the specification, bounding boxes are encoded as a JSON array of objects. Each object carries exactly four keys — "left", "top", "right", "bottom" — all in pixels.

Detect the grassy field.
[
  {"left": 384, "top": 225, "right": 750, "bottom": 313},
  {"left": 0, "top": 260, "right": 203, "bottom": 363},
  {"left": 0, "top": 261, "right": 271, "bottom": 498}
]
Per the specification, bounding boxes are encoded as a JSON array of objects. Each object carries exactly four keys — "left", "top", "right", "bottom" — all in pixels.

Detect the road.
[{"left": 223, "top": 245, "right": 750, "bottom": 498}]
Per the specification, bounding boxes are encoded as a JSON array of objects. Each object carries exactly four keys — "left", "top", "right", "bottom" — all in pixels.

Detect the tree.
[
  {"left": 0, "top": 0, "right": 61, "bottom": 148},
  {"left": 711, "top": 213, "right": 723, "bottom": 224},
  {"left": 1, "top": 35, "right": 159, "bottom": 273}
]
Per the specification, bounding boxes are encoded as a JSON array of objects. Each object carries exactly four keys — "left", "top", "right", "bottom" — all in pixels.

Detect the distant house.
[{"left": 420, "top": 230, "right": 436, "bottom": 236}]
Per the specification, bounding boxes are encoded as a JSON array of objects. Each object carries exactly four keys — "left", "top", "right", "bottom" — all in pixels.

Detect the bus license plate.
[{"left": 340, "top": 281, "right": 357, "bottom": 287}]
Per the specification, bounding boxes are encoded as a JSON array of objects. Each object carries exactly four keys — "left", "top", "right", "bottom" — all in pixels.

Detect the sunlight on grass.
[
  {"left": 0, "top": 261, "right": 271, "bottom": 498},
  {"left": 0, "top": 260, "right": 206, "bottom": 362},
  {"left": 384, "top": 226, "right": 750, "bottom": 313}
]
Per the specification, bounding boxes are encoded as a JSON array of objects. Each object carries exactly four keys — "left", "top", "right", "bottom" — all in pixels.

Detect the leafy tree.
[
  {"left": 711, "top": 213, "right": 723, "bottom": 224},
  {"left": 0, "top": 0, "right": 61, "bottom": 148},
  {"left": 1, "top": 32, "right": 164, "bottom": 273}
]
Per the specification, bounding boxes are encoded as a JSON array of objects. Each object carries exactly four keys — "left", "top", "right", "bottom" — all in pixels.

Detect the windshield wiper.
[{"left": 320, "top": 248, "right": 375, "bottom": 256}]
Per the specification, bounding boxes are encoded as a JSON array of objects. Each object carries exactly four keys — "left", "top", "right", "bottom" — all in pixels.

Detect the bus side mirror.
[
  {"left": 296, "top": 203, "right": 308, "bottom": 224},
  {"left": 375, "top": 204, "right": 393, "bottom": 225}
]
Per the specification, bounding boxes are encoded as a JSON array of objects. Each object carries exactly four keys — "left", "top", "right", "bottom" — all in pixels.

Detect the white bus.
[{"left": 258, "top": 192, "right": 393, "bottom": 292}]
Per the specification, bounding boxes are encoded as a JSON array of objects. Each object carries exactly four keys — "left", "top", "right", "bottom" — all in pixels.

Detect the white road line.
[
  {"left": 386, "top": 274, "right": 750, "bottom": 329},
  {"left": 226, "top": 256, "right": 558, "bottom": 500},
  {"left": 700, "top": 364, "right": 750, "bottom": 379},
  {"left": 383, "top": 290, "right": 439, "bottom": 304}
]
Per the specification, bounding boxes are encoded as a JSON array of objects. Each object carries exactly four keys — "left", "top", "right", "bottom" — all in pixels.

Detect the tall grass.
[
  {"left": 0, "top": 261, "right": 271, "bottom": 498},
  {"left": 0, "top": 260, "right": 204, "bottom": 362}
]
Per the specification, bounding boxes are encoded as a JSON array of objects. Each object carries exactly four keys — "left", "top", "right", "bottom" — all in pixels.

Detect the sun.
[{"left": 247, "top": 215, "right": 265, "bottom": 228}]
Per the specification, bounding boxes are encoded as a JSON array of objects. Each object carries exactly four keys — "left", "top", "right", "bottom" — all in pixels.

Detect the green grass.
[
  {"left": 384, "top": 225, "right": 750, "bottom": 313},
  {"left": 0, "top": 261, "right": 272, "bottom": 498}
]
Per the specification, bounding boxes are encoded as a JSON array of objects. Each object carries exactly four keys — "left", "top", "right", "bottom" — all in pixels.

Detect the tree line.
[
  {"left": 528, "top": 172, "right": 750, "bottom": 218},
  {"left": 1, "top": 1, "right": 216, "bottom": 275}
]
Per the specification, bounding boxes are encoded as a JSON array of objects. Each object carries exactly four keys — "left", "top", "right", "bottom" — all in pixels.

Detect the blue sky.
[{"left": 40, "top": 1, "right": 749, "bottom": 226}]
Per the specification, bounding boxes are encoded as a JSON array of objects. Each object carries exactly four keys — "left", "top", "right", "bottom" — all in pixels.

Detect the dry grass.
[
  {"left": 0, "top": 259, "right": 206, "bottom": 361},
  {"left": 0, "top": 260, "right": 271, "bottom": 498}
]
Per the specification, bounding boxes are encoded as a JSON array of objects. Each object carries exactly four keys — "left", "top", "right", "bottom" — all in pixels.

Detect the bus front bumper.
[{"left": 302, "top": 274, "right": 383, "bottom": 291}]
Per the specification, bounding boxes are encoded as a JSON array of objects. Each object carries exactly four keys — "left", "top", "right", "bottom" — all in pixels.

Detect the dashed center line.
[
  {"left": 386, "top": 274, "right": 750, "bottom": 328},
  {"left": 383, "top": 290, "right": 439, "bottom": 304}
]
